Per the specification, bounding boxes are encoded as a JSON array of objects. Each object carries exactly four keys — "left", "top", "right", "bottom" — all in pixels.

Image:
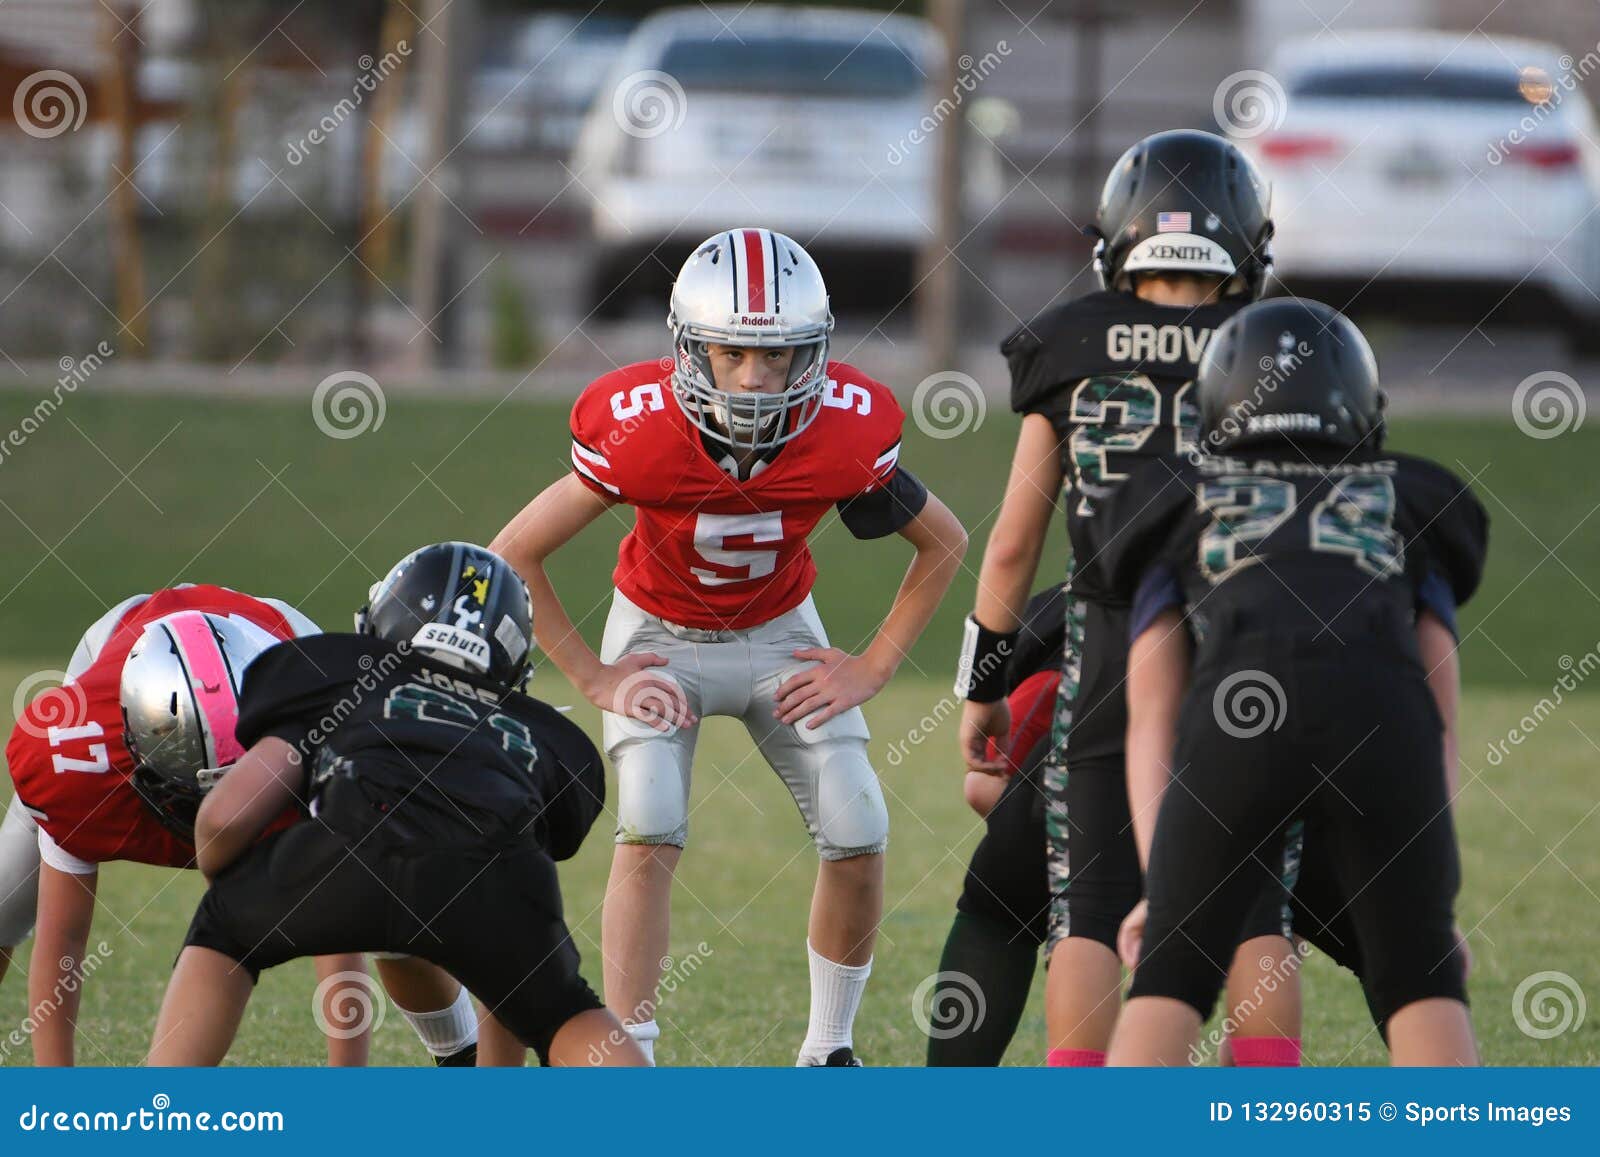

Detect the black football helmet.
[
  {"left": 1198, "top": 297, "right": 1386, "bottom": 454},
  {"left": 357, "top": 542, "right": 535, "bottom": 689},
  {"left": 1091, "top": 129, "right": 1274, "bottom": 300}
]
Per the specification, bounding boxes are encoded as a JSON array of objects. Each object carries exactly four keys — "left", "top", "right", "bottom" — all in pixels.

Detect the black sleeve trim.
[{"left": 836, "top": 468, "right": 930, "bottom": 540}]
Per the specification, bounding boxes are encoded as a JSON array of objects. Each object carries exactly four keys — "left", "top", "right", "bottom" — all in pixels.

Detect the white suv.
[
  {"left": 573, "top": 5, "right": 951, "bottom": 316},
  {"left": 1234, "top": 32, "right": 1600, "bottom": 351}
]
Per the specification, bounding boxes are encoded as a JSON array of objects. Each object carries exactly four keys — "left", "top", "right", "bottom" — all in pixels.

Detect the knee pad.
[
  {"left": 610, "top": 736, "right": 690, "bottom": 848},
  {"left": 812, "top": 741, "right": 888, "bottom": 860}
]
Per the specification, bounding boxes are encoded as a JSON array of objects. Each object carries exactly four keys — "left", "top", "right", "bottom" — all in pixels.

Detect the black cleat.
[
  {"left": 823, "top": 1046, "right": 862, "bottom": 1067},
  {"left": 434, "top": 1043, "right": 478, "bottom": 1067}
]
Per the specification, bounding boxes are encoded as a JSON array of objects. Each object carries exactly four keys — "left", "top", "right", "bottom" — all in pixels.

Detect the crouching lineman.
[
  {"left": 1071, "top": 299, "right": 1486, "bottom": 1065},
  {"left": 3, "top": 584, "right": 472, "bottom": 1066},
  {"left": 147, "top": 544, "right": 646, "bottom": 1067},
  {"left": 926, "top": 584, "right": 1063, "bottom": 1065}
]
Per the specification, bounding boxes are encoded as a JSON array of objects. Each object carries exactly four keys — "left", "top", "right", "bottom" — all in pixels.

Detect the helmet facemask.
[{"left": 671, "top": 329, "right": 828, "bottom": 454}]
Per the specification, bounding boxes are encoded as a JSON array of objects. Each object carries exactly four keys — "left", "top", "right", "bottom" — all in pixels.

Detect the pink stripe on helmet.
[{"left": 164, "top": 611, "right": 244, "bottom": 768}]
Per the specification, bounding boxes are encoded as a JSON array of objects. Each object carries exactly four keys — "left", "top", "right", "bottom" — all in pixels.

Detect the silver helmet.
[
  {"left": 121, "top": 611, "right": 278, "bottom": 820},
  {"left": 667, "top": 228, "right": 834, "bottom": 453}
]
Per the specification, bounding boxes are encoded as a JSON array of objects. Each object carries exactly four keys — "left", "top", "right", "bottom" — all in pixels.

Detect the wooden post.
[
  {"left": 917, "top": 0, "right": 969, "bottom": 376},
  {"left": 101, "top": 0, "right": 148, "bottom": 354},
  {"left": 408, "top": 0, "right": 476, "bottom": 367}
]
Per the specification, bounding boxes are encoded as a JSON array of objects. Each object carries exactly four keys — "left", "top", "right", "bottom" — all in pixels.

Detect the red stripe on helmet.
[{"left": 741, "top": 229, "right": 767, "bottom": 313}]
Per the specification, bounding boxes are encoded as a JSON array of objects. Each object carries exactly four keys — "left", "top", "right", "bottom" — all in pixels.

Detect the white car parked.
[
  {"left": 573, "top": 4, "right": 996, "bottom": 316},
  {"left": 1234, "top": 32, "right": 1600, "bottom": 351}
]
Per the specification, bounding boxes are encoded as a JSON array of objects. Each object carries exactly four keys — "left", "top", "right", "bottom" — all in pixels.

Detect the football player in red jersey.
[
  {"left": 2, "top": 586, "right": 477, "bottom": 1066},
  {"left": 492, "top": 228, "right": 968, "bottom": 1065}
]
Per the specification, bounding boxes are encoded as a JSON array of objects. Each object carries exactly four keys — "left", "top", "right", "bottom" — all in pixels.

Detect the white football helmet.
[{"left": 667, "top": 228, "right": 834, "bottom": 452}]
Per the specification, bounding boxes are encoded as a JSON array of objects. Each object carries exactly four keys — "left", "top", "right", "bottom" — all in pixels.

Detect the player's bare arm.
[
  {"left": 1117, "top": 607, "right": 1189, "bottom": 968},
  {"left": 193, "top": 737, "right": 301, "bottom": 879},
  {"left": 775, "top": 490, "right": 967, "bottom": 727},
  {"left": 28, "top": 862, "right": 97, "bottom": 1066},
  {"left": 490, "top": 474, "right": 696, "bottom": 733},
  {"left": 1417, "top": 610, "right": 1461, "bottom": 798},
  {"left": 958, "top": 412, "right": 1063, "bottom": 773},
  {"left": 1418, "top": 608, "right": 1472, "bottom": 978}
]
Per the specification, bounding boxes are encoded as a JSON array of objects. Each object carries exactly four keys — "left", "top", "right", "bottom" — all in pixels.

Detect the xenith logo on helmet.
[
  {"left": 1146, "top": 243, "right": 1215, "bottom": 262},
  {"left": 1247, "top": 412, "right": 1324, "bottom": 433}
]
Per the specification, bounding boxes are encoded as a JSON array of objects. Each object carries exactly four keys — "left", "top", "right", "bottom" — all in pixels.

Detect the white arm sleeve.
[
  {"left": 36, "top": 827, "right": 99, "bottom": 877},
  {"left": 65, "top": 594, "right": 151, "bottom": 680}
]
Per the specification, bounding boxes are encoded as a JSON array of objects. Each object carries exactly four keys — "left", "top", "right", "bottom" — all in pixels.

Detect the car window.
[
  {"left": 1290, "top": 65, "right": 1539, "bottom": 105},
  {"left": 658, "top": 36, "right": 923, "bottom": 97}
]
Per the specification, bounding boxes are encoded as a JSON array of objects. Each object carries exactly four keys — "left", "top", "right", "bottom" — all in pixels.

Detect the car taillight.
[
  {"left": 1504, "top": 141, "right": 1579, "bottom": 169},
  {"left": 1259, "top": 134, "right": 1342, "bottom": 162}
]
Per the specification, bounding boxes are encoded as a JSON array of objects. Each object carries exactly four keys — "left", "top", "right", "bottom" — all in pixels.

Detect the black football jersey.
[
  {"left": 1004, "top": 289, "right": 1245, "bottom": 562},
  {"left": 1072, "top": 447, "right": 1489, "bottom": 672},
  {"left": 235, "top": 634, "right": 603, "bottom": 855}
]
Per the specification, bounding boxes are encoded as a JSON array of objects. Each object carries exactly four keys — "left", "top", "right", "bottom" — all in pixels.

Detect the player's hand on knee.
[
  {"left": 1118, "top": 898, "right": 1149, "bottom": 970},
  {"left": 959, "top": 699, "right": 1011, "bottom": 775},
  {"left": 775, "top": 647, "right": 884, "bottom": 728},
  {"left": 588, "top": 653, "right": 697, "bottom": 732}
]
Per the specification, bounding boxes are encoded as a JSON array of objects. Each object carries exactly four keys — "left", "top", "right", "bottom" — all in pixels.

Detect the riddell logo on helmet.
[{"left": 734, "top": 315, "right": 777, "bottom": 326}]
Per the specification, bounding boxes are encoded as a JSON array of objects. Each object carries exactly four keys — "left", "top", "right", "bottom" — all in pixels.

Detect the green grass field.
[{"left": 0, "top": 387, "right": 1596, "bottom": 1065}]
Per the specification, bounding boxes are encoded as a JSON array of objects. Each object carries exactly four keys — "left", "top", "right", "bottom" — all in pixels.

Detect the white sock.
[
  {"left": 797, "top": 940, "right": 872, "bottom": 1065},
  {"left": 399, "top": 986, "right": 478, "bottom": 1058},
  {"left": 625, "top": 1018, "right": 659, "bottom": 1066}
]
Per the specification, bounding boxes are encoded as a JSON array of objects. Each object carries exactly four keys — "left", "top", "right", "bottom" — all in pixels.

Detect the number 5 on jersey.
[{"left": 692, "top": 511, "right": 784, "bottom": 586}]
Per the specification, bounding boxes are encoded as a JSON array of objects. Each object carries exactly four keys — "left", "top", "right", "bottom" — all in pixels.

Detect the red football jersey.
[
  {"left": 569, "top": 360, "right": 906, "bottom": 630},
  {"left": 6, "top": 586, "right": 301, "bottom": 869}
]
